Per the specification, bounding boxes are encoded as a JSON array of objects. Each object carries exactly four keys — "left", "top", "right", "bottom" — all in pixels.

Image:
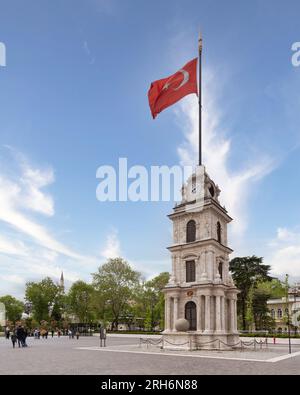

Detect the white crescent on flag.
[{"left": 173, "top": 69, "right": 189, "bottom": 91}]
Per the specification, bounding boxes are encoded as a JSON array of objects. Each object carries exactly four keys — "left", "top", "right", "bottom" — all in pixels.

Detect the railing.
[{"left": 139, "top": 336, "right": 268, "bottom": 351}]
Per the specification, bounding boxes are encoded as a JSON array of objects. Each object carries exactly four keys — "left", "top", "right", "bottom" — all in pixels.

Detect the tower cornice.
[
  {"left": 169, "top": 198, "right": 233, "bottom": 222},
  {"left": 167, "top": 238, "right": 233, "bottom": 253}
]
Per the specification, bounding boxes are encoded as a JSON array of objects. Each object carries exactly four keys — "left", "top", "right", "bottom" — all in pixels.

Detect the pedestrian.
[
  {"left": 68, "top": 329, "right": 72, "bottom": 339},
  {"left": 11, "top": 332, "right": 17, "bottom": 348},
  {"left": 76, "top": 331, "right": 80, "bottom": 340},
  {"left": 16, "top": 325, "right": 24, "bottom": 348},
  {"left": 23, "top": 327, "right": 28, "bottom": 347},
  {"left": 51, "top": 330, "right": 54, "bottom": 338},
  {"left": 5, "top": 326, "right": 10, "bottom": 340}
]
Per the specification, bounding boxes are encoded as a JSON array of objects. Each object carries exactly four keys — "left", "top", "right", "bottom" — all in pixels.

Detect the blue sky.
[{"left": 0, "top": 0, "right": 300, "bottom": 298}]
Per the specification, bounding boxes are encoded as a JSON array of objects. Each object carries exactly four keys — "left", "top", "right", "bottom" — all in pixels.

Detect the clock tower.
[{"left": 162, "top": 166, "right": 239, "bottom": 350}]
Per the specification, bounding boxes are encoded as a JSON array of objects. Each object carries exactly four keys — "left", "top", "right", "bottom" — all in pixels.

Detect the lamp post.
[
  {"left": 288, "top": 287, "right": 299, "bottom": 336},
  {"left": 285, "top": 274, "right": 292, "bottom": 354}
]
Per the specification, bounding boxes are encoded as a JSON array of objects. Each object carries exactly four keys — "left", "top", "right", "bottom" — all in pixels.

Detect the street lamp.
[
  {"left": 285, "top": 274, "right": 292, "bottom": 354},
  {"left": 288, "top": 287, "right": 299, "bottom": 336}
]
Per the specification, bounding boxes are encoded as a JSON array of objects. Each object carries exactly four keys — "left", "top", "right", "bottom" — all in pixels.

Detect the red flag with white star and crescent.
[{"left": 148, "top": 58, "right": 198, "bottom": 119}]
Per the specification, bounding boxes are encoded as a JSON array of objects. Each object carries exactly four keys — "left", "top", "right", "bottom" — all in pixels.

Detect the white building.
[{"left": 267, "top": 295, "right": 300, "bottom": 332}]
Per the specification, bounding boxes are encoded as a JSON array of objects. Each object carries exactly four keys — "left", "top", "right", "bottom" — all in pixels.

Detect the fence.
[{"left": 139, "top": 336, "right": 268, "bottom": 351}]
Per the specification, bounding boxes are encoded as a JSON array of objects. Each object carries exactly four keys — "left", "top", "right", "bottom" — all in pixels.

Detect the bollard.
[{"left": 273, "top": 337, "right": 276, "bottom": 344}]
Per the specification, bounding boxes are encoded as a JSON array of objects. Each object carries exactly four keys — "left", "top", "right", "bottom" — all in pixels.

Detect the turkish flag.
[{"left": 148, "top": 58, "right": 198, "bottom": 119}]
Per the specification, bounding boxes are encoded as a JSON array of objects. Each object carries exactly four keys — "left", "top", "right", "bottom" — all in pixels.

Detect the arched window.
[
  {"left": 185, "top": 301, "right": 197, "bottom": 330},
  {"left": 217, "top": 221, "right": 222, "bottom": 243},
  {"left": 218, "top": 262, "right": 223, "bottom": 279},
  {"left": 277, "top": 308, "right": 282, "bottom": 319},
  {"left": 271, "top": 309, "right": 275, "bottom": 319},
  {"left": 186, "top": 260, "right": 195, "bottom": 283},
  {"left": 186, "top": 220, "right": 196, "bottom": 243}
]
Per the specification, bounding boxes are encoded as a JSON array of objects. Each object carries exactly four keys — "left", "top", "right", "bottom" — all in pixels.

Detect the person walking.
[
  {"left": 23, "top": 327, "right": 28, "bottom": 347},
  {"left": 11, "top": 331, "right": 17, "bottom": 348},
  {"left": 76, "top": 330, "right": 80, "bottom": 340},
  {"left": 5, "top": 326, "right": 10, "bottom": 340},
  {"left": 16, "top": 325, "right": 24, "bottom": 348}
]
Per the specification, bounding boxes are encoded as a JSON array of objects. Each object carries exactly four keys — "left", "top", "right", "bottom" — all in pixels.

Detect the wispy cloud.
[
  {"left": 83, "top": 41, "right": 95, "bottom": 65},
  {"left": 0, "top": 148, "right": 99, "bottom": 297},
  {"left": 267, "top": 227, "right": 300, "bottom": 280},
  {"left": 0, "top": 148, "right": 84, "bottom": 260},
  {"left": 175, "top": 67, "right": 276, "bottom": 241},
  {"left": 101, "top": 228, "right": 121, "bottom": 259}
]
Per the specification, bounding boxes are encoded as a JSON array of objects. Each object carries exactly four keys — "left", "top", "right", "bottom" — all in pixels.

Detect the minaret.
[
  {"left": 59, "top": 271, "right": 65, "bottom": 290},
  {"left": 162, "top": 167, "right": 239, "bottom": 350}
]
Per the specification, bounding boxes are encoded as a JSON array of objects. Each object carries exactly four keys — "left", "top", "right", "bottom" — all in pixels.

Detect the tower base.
[{"left": 162, "top": 331, "right": 240, "bottom": 351}]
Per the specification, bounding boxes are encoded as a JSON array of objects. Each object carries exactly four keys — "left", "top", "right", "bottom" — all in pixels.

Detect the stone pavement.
[{"left": 0, "top": 335, "right": 299, "bottom": 375}]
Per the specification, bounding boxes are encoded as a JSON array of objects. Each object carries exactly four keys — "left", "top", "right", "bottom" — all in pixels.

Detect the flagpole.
[{"left": 198, "top": 32, "right": 203, "bottom": 166}]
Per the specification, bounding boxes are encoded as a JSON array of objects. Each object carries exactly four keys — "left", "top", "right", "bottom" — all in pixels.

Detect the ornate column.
[
  {"left": 204, "top": 295, "right": 211, "bottom": 333},
  {"left": 207, "top": 251, "right": 214, "bottom": 281},
  {"left": 197, "top": 295, "right": 202, "bottom": 332},
  {"left": 230, "top": 299, "right": 235, "bottom": 333},
  {"left": 215, "top": 295, "right": 221, "bottom": 333},
  {"left": 221, "top": 296, "right": 225, "bottom": 331},
  {"left": 234, "top": 299, "right": 238, "bottom": 332},
  {"left": 165, "top": 296, "right": 171, "bottom": 332},
  {"left": 200, "top": 251, "right": 208, "bottom": 281},
  {"left": 173, "top": 296, "right": 179, "bottom": 331},
  {"left": 170, "top": 255, "right": 176, "bottom": 284}
]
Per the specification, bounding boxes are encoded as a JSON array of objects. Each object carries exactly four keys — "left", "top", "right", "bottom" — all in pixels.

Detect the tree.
[
  {"left": 66, "top": 281, "right": 95, "bottom": 323},
  {"left": 92, "top": 258, "right": 141, "bottom": 330},
  {"left": 0, "top": 295, "right": 24, "bottom": 323},
  {"left": 143, "top": 272, "right": 169, "bottom": 331},
  {"left": 251, "top": 279, "right": 285, "bottom": 331},
  {"left": 25, "top": 277, "right": 64, "bottom": 322},
  {"left": 229, "top": 256, "right": 272, "bottom": 330}
]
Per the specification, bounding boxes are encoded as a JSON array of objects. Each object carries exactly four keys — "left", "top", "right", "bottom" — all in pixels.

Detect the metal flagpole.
[{"left": 198, "top": 32, "right": 203, "bottom": 166}]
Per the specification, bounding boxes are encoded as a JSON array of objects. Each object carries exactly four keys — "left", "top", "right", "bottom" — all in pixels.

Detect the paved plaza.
[{"left": 0, "top": 335, "right": 300, "bottom": 375}]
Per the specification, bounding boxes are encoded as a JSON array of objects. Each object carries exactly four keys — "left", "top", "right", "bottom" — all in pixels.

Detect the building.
[
  {"left": 267, "top": 293, "right": 300, "bottom": 333},
  {"left": 162, "top": 168, "right": 239, "bottom": 350}
]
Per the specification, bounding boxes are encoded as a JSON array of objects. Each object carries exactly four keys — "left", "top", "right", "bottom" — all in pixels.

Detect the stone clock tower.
[{"left": 162, "top": 166, "right": 239, "bottom": 350}]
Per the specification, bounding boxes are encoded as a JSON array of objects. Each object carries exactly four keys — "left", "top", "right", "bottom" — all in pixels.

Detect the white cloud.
[
  {"left": 267, "top": 227, "right": 300, "bottom": 279},
  {"left": 0, "top": 235, "right": 28, "bottom": 257},
  {"left": 0, "top": 274, "right": 24, "bottom": 285},
  {"left": 175, "top": 67, "right": 275, "bottom": 240},
  {"left": 101, "top": 228, "right": 121, "bottom": 259},
  {"left": 0, "top": 150, "right": 83, "bottom": 260}
]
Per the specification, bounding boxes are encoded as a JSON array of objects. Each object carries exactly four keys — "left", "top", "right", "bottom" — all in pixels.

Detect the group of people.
[
  {"left": 5, "top": 326, "right": 28, "bottom": 348},
  {"left": 5, "top": 326, "right": 80, "bottom": 348}
]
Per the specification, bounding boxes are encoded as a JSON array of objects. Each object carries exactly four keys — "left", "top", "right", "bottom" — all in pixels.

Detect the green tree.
[
  {"left": 143, "top": 272, "right": 169, "bottom": 331},
  {"left": 256, "top": 279, "right": 286, "bottom": 298},
  {"left": 251, "top": 279, "right": 285, "bottom": 330},
  {"left": 0, "top": 295, "right": 24, "bottom": 323},
  {"left": 25, "top": 277, "right": 63, "bottom": 322},
  {"left": 66, "top": 281, "right": 95, "bottom": 323},
  {"left": 92, "top": 258, "right": 141, "bottom": 330},
  {"left": 229, "top": 256, "right": 272, "bottom": 330}
]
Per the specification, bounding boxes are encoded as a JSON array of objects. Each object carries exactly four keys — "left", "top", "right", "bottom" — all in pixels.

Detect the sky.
[{"left": 0, "top": 0, "right": 300, "bottom": 298}]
